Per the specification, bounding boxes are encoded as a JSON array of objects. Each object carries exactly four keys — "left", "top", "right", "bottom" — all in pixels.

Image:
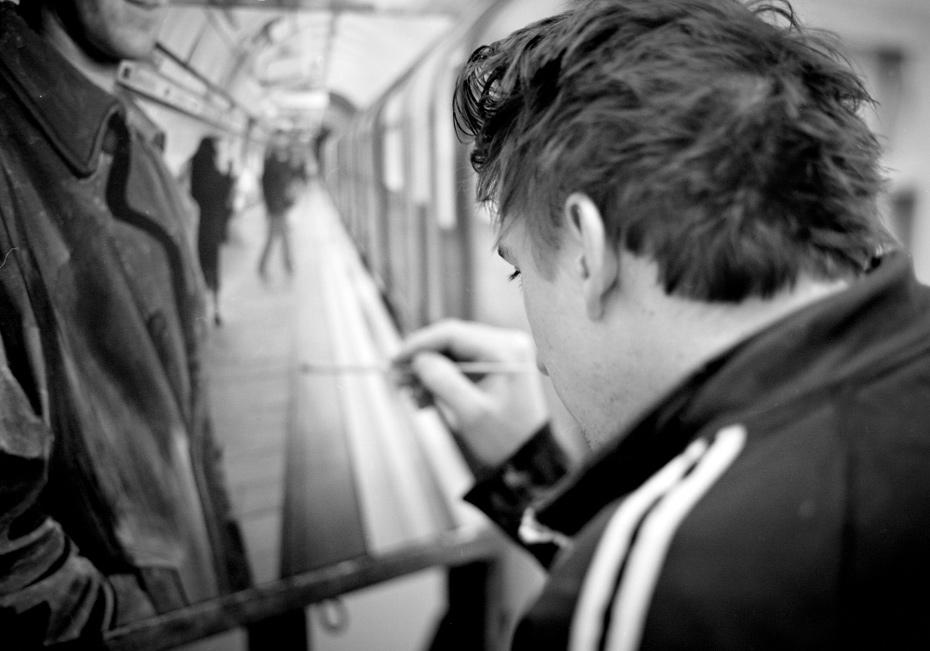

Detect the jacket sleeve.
[
  {"left": 0, "top": 266, "right": 155, "bottom": 647},
  {"left": 463, "top": 424, "right": 572, "bottom": 566},
  {"left": 0, "top": 348, "right": 117, "bottom": 648}
]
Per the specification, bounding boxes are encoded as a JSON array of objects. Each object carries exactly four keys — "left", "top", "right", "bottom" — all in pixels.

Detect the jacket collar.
[
  {"left": 0, "top": 4, "right": 124, "bottom": 177},
  {"left": 537, "top": 251, "right": 930, "bottom": 534}
]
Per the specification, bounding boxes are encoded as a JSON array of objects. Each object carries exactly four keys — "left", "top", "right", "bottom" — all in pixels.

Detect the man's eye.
[{"left": 508, "top": 269, "right": 522, "bottom": 282}]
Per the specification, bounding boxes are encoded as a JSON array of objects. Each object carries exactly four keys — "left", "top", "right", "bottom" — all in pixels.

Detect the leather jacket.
[{"left": 0, "top": 6, "right": 250, "bottom": 646}]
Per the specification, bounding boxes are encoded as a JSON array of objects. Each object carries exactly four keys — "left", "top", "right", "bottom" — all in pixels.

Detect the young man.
[
  {"left": 396, "top": 0, "right": 930, "bottom": 648},
  {"left": 0, "top": 0, "right": 250, "bottom": 646}
]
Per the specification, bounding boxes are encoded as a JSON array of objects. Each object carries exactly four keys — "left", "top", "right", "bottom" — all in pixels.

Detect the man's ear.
[{"left": 564, "top": 193, "right": 618, "bottom": 320}]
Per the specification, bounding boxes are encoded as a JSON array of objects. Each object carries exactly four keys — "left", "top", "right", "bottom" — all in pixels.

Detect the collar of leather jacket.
[{"left": 0, "top": 4, "right": 125, "bottom": 178}]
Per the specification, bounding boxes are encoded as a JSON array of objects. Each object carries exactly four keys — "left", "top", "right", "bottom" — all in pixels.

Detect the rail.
[{"left": 101, "top": 528, "right": 502, "bottom": 650}]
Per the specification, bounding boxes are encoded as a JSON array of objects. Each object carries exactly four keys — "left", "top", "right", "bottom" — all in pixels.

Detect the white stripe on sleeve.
[{"left": 569, "top": 425, "right": 747, "bottom": 651}]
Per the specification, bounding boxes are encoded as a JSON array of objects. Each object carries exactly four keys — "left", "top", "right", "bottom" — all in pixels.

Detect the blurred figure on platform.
[
  {"left": 190, "top": 135, "right": 236, "bottom": 325},
  {"left": 258, "top": 135, "right": 300, "bottom": 279},
  {"left": 313, "top": 125, "right": 331, "bottom": 178}
]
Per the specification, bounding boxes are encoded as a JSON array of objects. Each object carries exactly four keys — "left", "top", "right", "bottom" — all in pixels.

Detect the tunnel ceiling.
[{"left": 148, "top": 0, "right": 479, "bottom": 134}]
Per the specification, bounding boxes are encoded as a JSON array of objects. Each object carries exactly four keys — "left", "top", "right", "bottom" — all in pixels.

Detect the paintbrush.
[{"left": 299, "top": 361, "right": 537, "bottom": 375}]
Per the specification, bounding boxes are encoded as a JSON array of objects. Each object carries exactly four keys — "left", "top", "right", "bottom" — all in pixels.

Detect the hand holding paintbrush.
[{"left": 390, "top": 319, "right": 551, "bottom": 468}]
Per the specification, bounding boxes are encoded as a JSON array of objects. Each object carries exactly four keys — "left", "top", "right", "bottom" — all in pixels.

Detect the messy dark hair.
[{"left": 454, "top": 0, "right": 894, "bottom": 301}]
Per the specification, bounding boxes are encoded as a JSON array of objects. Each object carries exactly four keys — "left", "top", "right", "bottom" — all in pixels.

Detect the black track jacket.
[{"left": 467, "top": 251, "right": 930, "bottom": 650}]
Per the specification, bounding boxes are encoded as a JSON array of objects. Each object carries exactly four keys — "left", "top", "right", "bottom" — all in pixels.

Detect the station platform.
[{"left": 114, "top": 181, "right": 506, "bottom": 651}]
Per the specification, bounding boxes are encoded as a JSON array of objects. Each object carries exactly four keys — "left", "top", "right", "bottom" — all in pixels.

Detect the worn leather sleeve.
[
  {"left": 0, "top": 353, "right": 116, "bottom": 648},
  {"left": 0, "top": 154, "right": 116, "bottom": 645},
  {"left": 463, "top": 424, "right": 572, "bottom": 565},
  {"left": 0, "top": 232, "right": 154, "bottom": 647}
]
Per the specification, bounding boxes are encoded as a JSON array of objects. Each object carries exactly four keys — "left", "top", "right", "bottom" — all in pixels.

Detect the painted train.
[{"left": 323, "top": 0, "right": 567, "bottom": 339}]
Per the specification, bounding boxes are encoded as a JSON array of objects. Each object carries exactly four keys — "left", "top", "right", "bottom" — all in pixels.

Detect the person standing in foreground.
[
  {"left": 396, "top": 0, "right": 930, "bottom": 648},
  {"left": 0, "top": 0, "right": 251, "bottom": 647}
]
